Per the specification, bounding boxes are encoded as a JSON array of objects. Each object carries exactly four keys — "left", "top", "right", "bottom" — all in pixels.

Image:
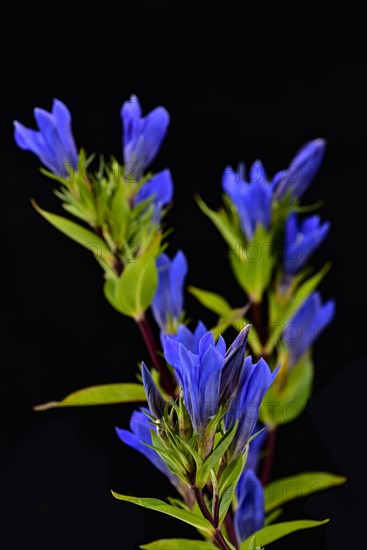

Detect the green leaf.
[
  {"left": 241, "top": 519, "right": 329, "bottom": 548},
  {"left": 188, "top": 286, "right": 232, "bottom": 316},
  {"left": 264, "top": 472, "right": 347, "bottom": 513},
  {"left": 241, "top": 535, "right": 257, "bottom": 550},
  {"left": 111, "top": 493, "right": 215, "bottom": 535},
  {"left": 267, "top": 263, "right": 330, "bottom": 352},
  {"left": 33, "top": 202, "right": 113, "bottom": 264},
  {"left": 260, "top": 356, "right": 313, "bottom": 425},
  {"left": 104, "top": 254, "right": 158, "bottom": 318},
  {"left": 140, "top": 540, "right": 216, "bottom": 550},
  {"left": 33, "top": 383, "right": 146, "bottom": 410},
  {"left": 196, "top": 196, "right": 241, "bottom": 248},
  {"left": 265, "top": 508, "right": 283, "bottom": 525},
  {"left": 229, "top": 226, "right": 273, "bottom": 303},
  {"left": 195, "top": 421, "right": 238, "bottom": 488}
]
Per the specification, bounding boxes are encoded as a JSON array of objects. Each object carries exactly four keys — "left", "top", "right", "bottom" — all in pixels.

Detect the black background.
[{"left": 1, "top": 3, "right": 366, "bottom": 549}]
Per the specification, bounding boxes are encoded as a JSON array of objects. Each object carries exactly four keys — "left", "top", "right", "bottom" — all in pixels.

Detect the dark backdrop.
[{"left": 1, "top": 3, "right": 366, "bottom": 549}]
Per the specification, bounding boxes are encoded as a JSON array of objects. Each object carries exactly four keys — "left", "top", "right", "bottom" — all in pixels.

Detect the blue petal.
[
  {"left": 14, "top": 122, "right": 53, "bottom": 168},
  {"left": 152, "top": 253, "right": 172, "bottom": 330},
  {"left": 52, "top": 99, "right": 78, "bottom": 167},
  {"left": 34, "top": 107, "right": 66, "bottom": 174},
  {"left": 234, "top": 470, "right": 265, "bottom": 543},
  {"left": 169, "top": 250, "right": 188, "bottom": 319},
  {"left": 139, "top": 106, "right": 170, "bottom": 169},
  {"left": 141, "top": 361, "right": 165, "bottom": 419},
  {"left": 193, "top": 321, "right": 207, "bottom": 353},
  {"left": 136, "top": 169, "right": 174, "bottom": 207}
]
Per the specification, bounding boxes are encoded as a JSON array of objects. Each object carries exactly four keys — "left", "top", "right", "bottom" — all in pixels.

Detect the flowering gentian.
[
  {"left": 135, "top": 169, "right": 173, "bottom": 221},
  {"left": 116, "top": 409, "right": 178, "bottom": 487},
  {"left": 285, "top": 291, "right": 335, "bottom": 366},
  {"left": 225, "top": 357, "right": 278, "bottom": 457},
  {"left": 161, "top": 320, "right": 207, "bottom": 352},
  {"left": 121, "top": 95, "right": 170, "bottom": 179},
  {"left": 234, "top": 469, "right": 265, "bottom": 544},
  {"left": 14, "top": 99, "right": 78, "bottom": 177},
  {"left": 219, "top": 324, "right": 251, "bottom": 405},
  {"left": 222, "top": 161, "right": 272, "bottom": 241},
  {"left": 164, "top": 330, "right": 226, "bottom": 433},
  {"left": 245, "top": 425, "right": 267, "bottom": 473},
  {"left": 274, "top": 139, "right": 326, "bottom": 200},
  {"left": 141, "top": 361, "right": 166, "bottom": 420},
  {"left": 152, "top": 251, "right": 188, "bottom": 333},
  {"left": 284, "top": 213, "right": 330, "bottom": 276}
]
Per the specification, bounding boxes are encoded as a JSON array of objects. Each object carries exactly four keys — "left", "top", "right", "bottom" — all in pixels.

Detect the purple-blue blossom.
[
  {"left": 135, "top": 169, "right": 173, "bottom": 221},
  {"left": 152, "top": 251, "right": 188, "bottom": 333},
  {"left": 284, "top": 213, "right": 330, "bottom": 275},
  {"left": 14, "top": 99, "right": 78, "bottom": 177},
  {"left": 285, "top": 291, "right": 335, "bottom": 366},
  {"left": 274, "top": 139, "right": 326, "bottom": 200},
  {"left": 234, "top": 469, "right": 265, "bottom": 544},
  {"left": 222, "top": 161, "right": 272, "bottom": 240},
  {"left": 225, "top": 357, "right": 278, "bottom": 457},
  {"left": 121, "top": 95, "right": 169, "bottom": 179}
]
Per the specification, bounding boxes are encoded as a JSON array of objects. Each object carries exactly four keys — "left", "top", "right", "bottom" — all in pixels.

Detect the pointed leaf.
[
  {"left": 196, "top": 196, "right": 241, "bottom": 248},
  {"left": 241, "top": 519, "right": 329, "bottom": 548},
  {"left": 33, "top": 383, "right": 146, "bottom": 410},
  {"left": 33, "top": 202, "right": 113, "bottom": 263},
  {"left": 111, "top": 493, "right": 215, "bottom": 535},
  {"left": 140, "top": 540, "right": 216, "bottom": 549},
  {"left": 264, "top": 472, "right": 346, "bottom": 513},
  {"left": 188, "top": 286, "right": 232, "bottom": 315}
]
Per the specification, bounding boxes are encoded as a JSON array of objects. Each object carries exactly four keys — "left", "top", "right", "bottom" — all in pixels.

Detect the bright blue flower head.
[
  {"left": 121, "top": 95, "right": 170, "bottom": 179},
  {"left": 234, "top": 469, "right": 265, "bottom": 544},
  {"left": 161, "top": 321, "right": 207, "bottom": 352},
  {"left": 222, "top": 161, "right": 272, "bottom": 240},
  {"left": 135, "top": 169, "right": 173, "bottom": 221},
  {"left": 152, "top": 251, "right": 188, "bottom": 333},
  {"left": 14, "top": 99, "right": 78, "bottom": 177},
  {"left": 164, "top": 330, "right": 226, "bottom": 433},
  {"left": 225, "top": 357, "right": 278, "bottom": 457},
  {"left": 116, "top": 409, "right": 178, "bottom": 487},
  {"left": 285, "top": 292, "right": 335, "bottom": 366},
  {"left": 284, "top": 213, "right": 330, "bottom": 276},
  {"left": 274, "top": 138, "right": 326, "bottom": 200}
]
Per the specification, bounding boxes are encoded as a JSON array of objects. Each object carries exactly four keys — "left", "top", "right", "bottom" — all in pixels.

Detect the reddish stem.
[
  {"left": 224, "top": 511, "right": 238, "bottom": 549},
  {"left": 136, "top": 316, "right": 176, "bottom": 395}
]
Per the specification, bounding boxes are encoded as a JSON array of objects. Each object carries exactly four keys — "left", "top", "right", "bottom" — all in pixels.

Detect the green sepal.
[{"left": 140, "top": 540, "right": 216, "bottom": 549}]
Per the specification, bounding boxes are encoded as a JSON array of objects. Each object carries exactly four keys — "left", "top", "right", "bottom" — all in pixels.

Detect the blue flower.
[
  {"left": 141, "top": 361, "right": 166, "bottom": 420},
  {"left": 225, "top": 357, "right": 278, "bottom": 457},
  {"left": 121, "top": 95, "right": 170, "bottom": 179},
  {"left": 152, "top": 251, "right": 188, "bottom": 333},
  {"left": 285, "top": 292, "right": 335, "bottom": 366},
  {"left": 116, "top": 409, "right": 178, "bottom": 486},
  {"left": 160, "top": 321, "right": 207, "bottom": 352},
  {"left": 14, "top": 99, "right": 78, "bottom": 177},
  {"left": 219, "top": 325, "right": 251, "bottom": 405},
  {"left": 284, "top": 213, "right": 330, "bottom": 275},
  {"left": 222, "top": 161, "right": 272, "bottom": 240},
  {"left": 163, "top": 330, "right": 226, "bottom": 433},
  {"left": 234, "top": 469, "right": 265, "bottom": 544},
  {"left": 245, "top": 425, "right": 267, "bottom": 473},
  {"left": 135, "top": 169, "right": 174, "bottom": 221},
  {"left": 274, "top": 139, "right": 326, "bottom": 200}
]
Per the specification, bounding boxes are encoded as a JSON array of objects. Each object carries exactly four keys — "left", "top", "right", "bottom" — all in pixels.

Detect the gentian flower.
[
  {"left": 274, "top": 139, "right": 326, "bottom": 200},
  {"left": 284, "top": 213, "right": 330, "bottom": 275},
  {"left": 163, "top": 330, "right": 226, "bottom": 433},
  {"left": 160, "top": 320, "right": 207, "bottom": 352},
  {"left": 219, "top": 324, "right": 251, "bottom": 405},
  {"left": 135, "top": 169, "right": 173, "bottom": 221},
  {"left": 121, "top": 95, "right": 170, "bottom": 179},
  {"left": 141, "top": 361, "right": 166, "bottom": 420},
  {"left": 245, "top": 425, "right": 267, "bottom": 473},
  {"left": 152, "top": 251, "right": 188, "bottom": 333},
  {"left": 285, "top": 292, "right": 335, "bottom": 366},
  {"left": 222, "top": 160, "right": 272, "bottom": 241},
  {"left": 116, "top": 409, "right": 178, "bottom": 487},
  {"left": 234, "top": 469, "right": 265, "bottom": 544},
  {"left": 225, "top": 357, "right": 278, "bottom": 457},
  {"left": 14, "top": 99, "right": 78, "bottom": 177}
]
